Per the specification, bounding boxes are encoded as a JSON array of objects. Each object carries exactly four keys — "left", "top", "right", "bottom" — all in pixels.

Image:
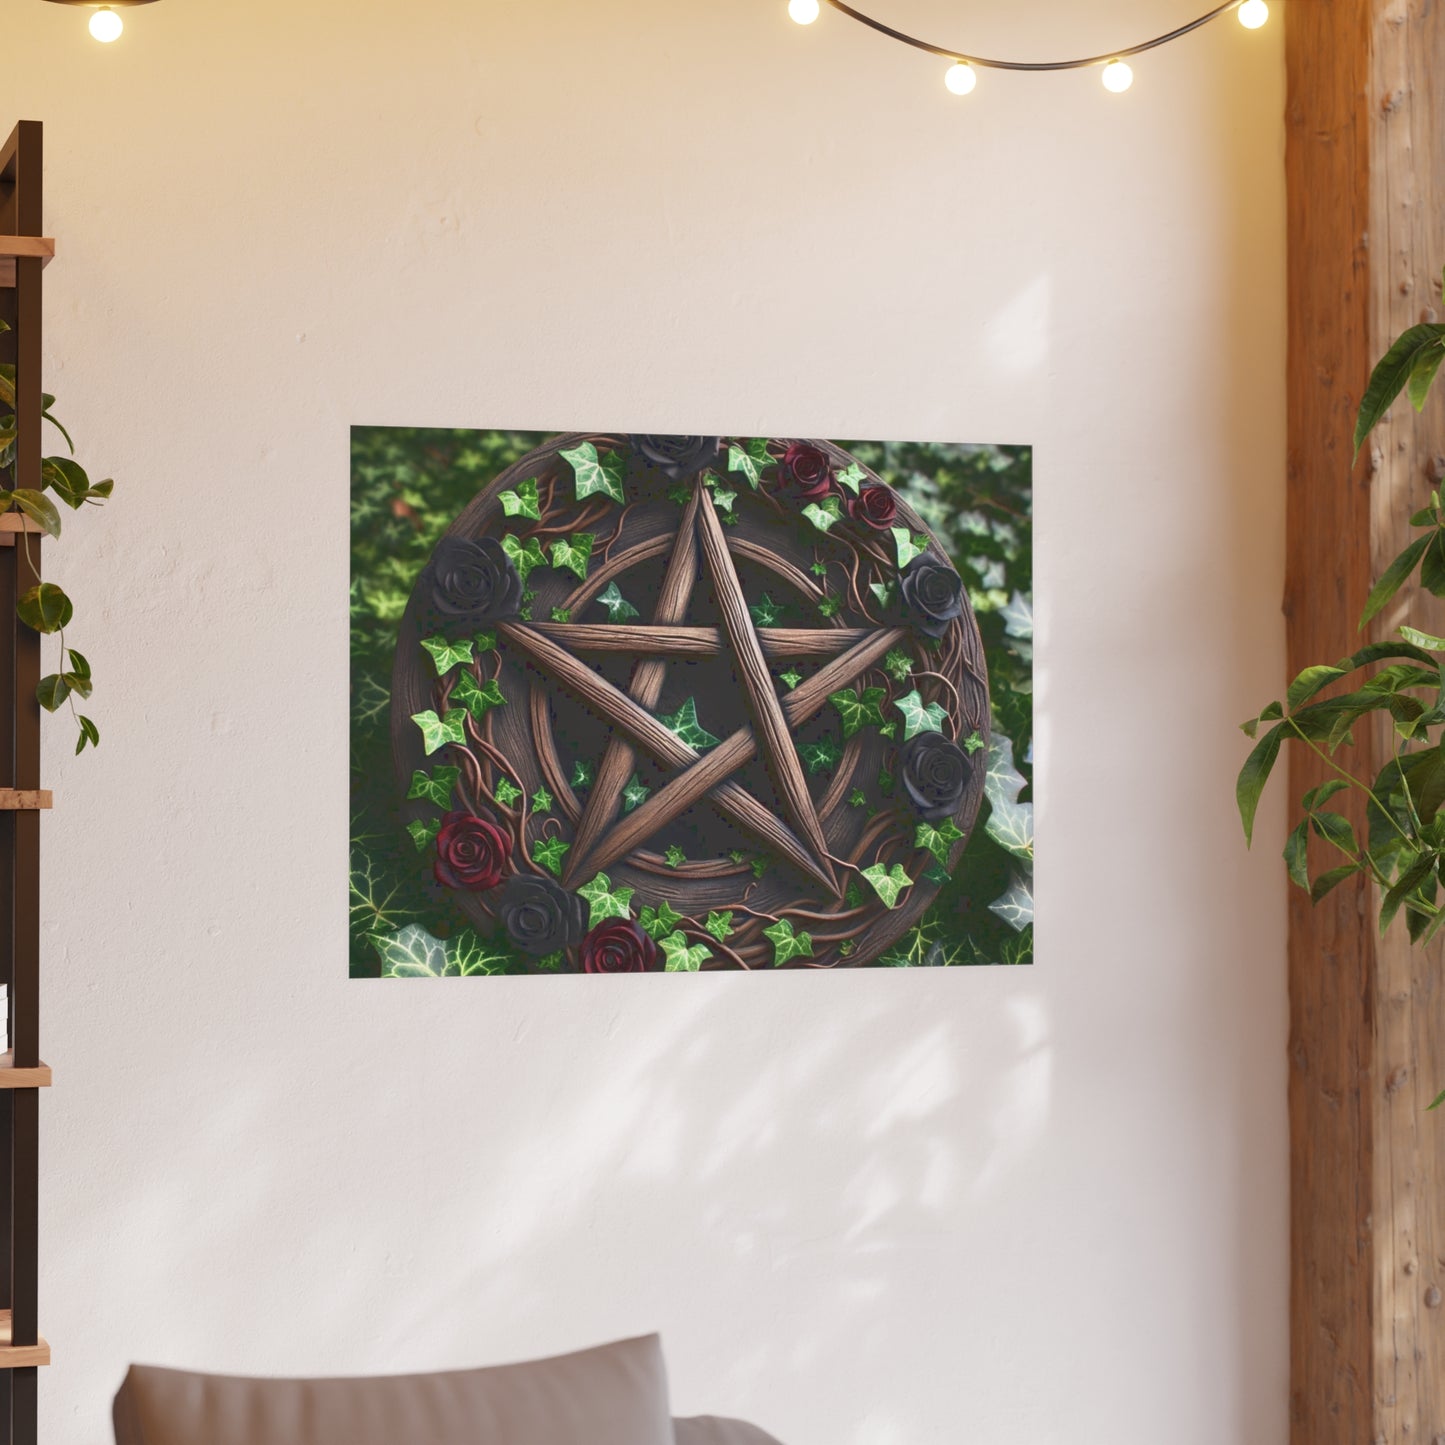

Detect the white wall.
[{"left": 11, "top": 3, "right": 1288, "bottom": 1442}]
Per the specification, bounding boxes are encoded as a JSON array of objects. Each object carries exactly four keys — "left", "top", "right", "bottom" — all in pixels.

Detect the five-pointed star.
[{"left": 495, "top": 482, "right": 905, "bottom": 898}]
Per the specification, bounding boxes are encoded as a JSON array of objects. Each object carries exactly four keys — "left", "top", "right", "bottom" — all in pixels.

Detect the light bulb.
[
  {"left": 89, "top": 6, "right": 123, "bottom": 41},
  {"left": 944, "top": 61, "right": 977, "bottom": 95},
  {"left": 1101, "top": 58, "right": 1133, "bottom": 93},
  {"left": 1237, "top": 0, "right": 1269, "bottom": 27},
  {"left": 788, "top": 0, "right": 820, "bottom": 23}
]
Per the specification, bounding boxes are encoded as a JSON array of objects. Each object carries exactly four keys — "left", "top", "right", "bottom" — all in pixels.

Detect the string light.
[
  {"left": 944, "top": 61, "right": 977, "bottom": 95},
  {"left": 795, "top": 0, "right": 1269, "bottom": 91},
  {"left": 88, "top": 5, "right": 122, "bottom": 40}
]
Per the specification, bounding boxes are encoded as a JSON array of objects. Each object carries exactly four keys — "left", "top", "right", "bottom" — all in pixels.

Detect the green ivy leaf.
[
  {"left": 704, "top": 910, "right": 735, "bottom": 943},
  {"left": 711, "top": 486, "right": 738, "bottom": 515},
  {"left": 779, "top": 669, "right": 803, "bottom": 690},
  {"left": 728, "top": 850, "right": 748, "bottom": 864},
  {"left": 407, "top": 817, "right": 442, "bottom": 852},
  {"left": 810, "top": 561, "right": 828, "bottom": 578},
  {"left": 845, "top": 878, "right": 866, "bottom": 909},
  {"left": 870, "top": 580, "right": 896, "bottom": 610},
  {"left": 499, "top": 476, "right": 542, "bottom": 520},
  {"left": 892, "top": 527, "right": 929, "bottom": 569},
  {"left": 848, "top": 788, "right": 868, "bottom": 809},
  {"left": 877, "top": 767, "right": 895, "bottom": 795},
  {"left": 835, "top": 462, "right": 867, "bottom": 496},
  {"left": 453, "top": 672, "right": 505, "bottom": 721},
  {"left": 985, "top": 734, "right": 1027, "bottom": 806},
  {"left": 595, "top": 581, "right": 640, "bottom": 622},
  {"left": 750, "top": 856, "right": 768, "bottom": 878},
  {"left": 447, "top": 928, "right": 515, "bottom": 977},
  {"left": 374, "top": 923, "right": 448, "bottom": 978},
  {"left": 985, "top": 798, "right": 1034, "bottom": 860},
  {"left": 550, "top": 607, "right": 572, "bottom": 623},
  {"left": 579, "top": 872, "right": 635, "bottom": 926},
  {"left": 878, "top": 721, "right": 898, "bottom": 740},
  {"left": 829, "top": 685, "right": 888, "bottom": 739},
  {"left": 411, "top": 708, "right": 468, "bottom": 755},
  {"left": 798, "top": 738, "right": 842, "bottom": 774},
  {"left": 408, "top": 764, "right": 461, "bottom": 808},
  {"left": 895, "top": 688, "right": 947, "bottom": 740},
  {"left": 658, "top": 697, "right": 720, "bottom": 750},
  {"left": 862, "top": 862, "right": 913, "bottom": 909},
  {"left": 421, "top": 635, "right": 474, "bottom": 675},
  {"left": 475, "top": 629, "right": 498, "bottom": 654},
  {"left": 501, "top": 533, "right": 547, "bottom": 584},
  {"left": 883, "top": 647, "right": 913, "bottom": 683},
  {"left": 817, "top": 595, "right": 843, "bottom": 619},
  {"left": 915, "top": 818, "right": 965, "bottom": 865},
  {"left": 17, "top": 582, "right": 72, "bottom": 633},
  {"left": 661, "top": 931, "right": 711, "bottom": 972},
  {"left": 989, "top": 874, "right": 1034, "bottom": 931},
  {"left": 639, "top": 900, "right": 684, "bottom": 941},
  {"left": 622, "top": 775, "right": 650, "bottom": 812},
  {"left": 728, "top": 439, "right": 772, "bottom": 489},
  {"left": 749, "top": 593, "right": 785, "bottom": 627},
  {"left": 532, "top": 836, "right": 570, "bottom": 876},
  {"left": 963, "top": 730, "right": 985, "bottom": 754},
  {"left": 493, "top": 777, "right": 523, "bottom": 808},
  {"left": 667, "top": 482, "right": 693, "bottom": 505},
  {"left": 802, "top": 497, "right": 844, "bottom": 533},
  {"left": 531, "top": 786, "right": 554, "bottom": 814},
  {"left": 763, "top": 917, "right": 814, "bottom": 966},
  {"left": 562, "top": 442, "right": 626, "bottom": 504},
  {"left": 665, "top": 844, "right": 687, "bottom": 868},
  {"left": 550, "top": 533, "right": 595, "bottom": 581},
  {"left": 571, "top": 759, "right": 595, "bottom": 789}
]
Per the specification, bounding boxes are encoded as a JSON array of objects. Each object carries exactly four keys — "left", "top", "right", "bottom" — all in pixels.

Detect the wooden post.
[{"left": 1286, "top": 3, "right": 1445, "bottom": 1442}]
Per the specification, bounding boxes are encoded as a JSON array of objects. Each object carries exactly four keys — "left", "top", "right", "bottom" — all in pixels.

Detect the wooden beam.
[{"left": 1286, "top": 3, "right": 1445, "bottom": 1442}]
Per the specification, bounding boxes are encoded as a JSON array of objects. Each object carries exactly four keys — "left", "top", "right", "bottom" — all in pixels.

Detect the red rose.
[
  {"left": 850, "top": 482, "right": 898, "bottom": 530},
  {"left": 580, "top": 918, "right": 660, "bottom": 974},
  {"left": 434, "top": 811, "right": 510, "bottom": 891},
  {"left": 776, "top": 442, "right": 834, "bottom": 501}
]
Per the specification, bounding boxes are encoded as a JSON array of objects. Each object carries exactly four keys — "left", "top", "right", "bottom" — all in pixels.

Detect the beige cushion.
[
  {"left": 113, "top": 1334, "right": 674, "bottom": 1445},
  {"left": 675, "top": 1416, "right": 785, "bottom": 1445}
]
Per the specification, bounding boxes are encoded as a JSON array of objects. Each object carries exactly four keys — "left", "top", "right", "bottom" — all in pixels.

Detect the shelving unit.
[{"left": 0, "top": 120, "right": 53, "bottom": 1445}]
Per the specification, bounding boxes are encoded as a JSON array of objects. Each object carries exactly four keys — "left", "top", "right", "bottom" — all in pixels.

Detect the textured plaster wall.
[{"left": 11, "top": 2, "right": 1287, "bottom": 1442}]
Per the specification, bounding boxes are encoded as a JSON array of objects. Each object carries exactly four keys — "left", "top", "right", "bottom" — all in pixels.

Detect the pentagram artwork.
[{"left": 383, "top": 433, "right": 996, "bottom": 973}]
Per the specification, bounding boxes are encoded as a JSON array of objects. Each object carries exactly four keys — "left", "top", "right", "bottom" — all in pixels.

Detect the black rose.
[
  {"left": 898, "top": 731, "right": 973, "bottom": 823},
  {"left": 899, "top": 554, "right": 963, "bottom": 638},
  {"left": 496, "top": 874, "right": 588, "bottom": 957},
  {"left": 630, "top": 435, "right": 721, "bottom": 480},
  {"left": 426, "top": 537, "right": 522, "bottom": 626}
]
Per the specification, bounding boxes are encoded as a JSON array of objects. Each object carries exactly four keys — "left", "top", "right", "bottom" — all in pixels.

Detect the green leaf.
[
  {"left": 622, "top": 774, "right": 650, "bottom": 812},
  {"left": 475, "top": 629, "right": 498, "bottom": 654},
  {"left": 1400, "top": 625, "right": 1445, "bottom": 651},
  {"left": 849, "top": 788, "right": 869, "bottom": 809},
  {"left": 75, "top": 715, "right": 99, "bottom": 754},
  {"left": 877, "top": 767, "right": 894, "bottom": 794},
  {"left": 1310, "top": 861, "right": 1363, "bottom": 903},
  {"left": 1355, "top": 323, "right": 1445, "bottom": 454},
  {"left": 59, "top": 670, "right": 89, "bottom": 700},
  {"left": 763, "top": 917, "right": 814, "bottom": 966},
  {"left": 40, "top": 456, "right": 95, "bottom": 510},
  {"left": 658, "top": 696, "right": 720, "bottom": 750},
  {"left": 728, "top": 850, "right": 748, "bottom": 864},
  {"left": 1000, "top": 591, "right": 1033, "bottom": 640},
  {"left": 14, "top": 582, "right": 71, "bottom": 635},
  {"left": 1428, "top": 1087, "right": 1445, "bottom": 1112},
  {"left": 639, "top": 900, "right": 684, "bottom": 941},
  {"left": 750, "top": 856, "right": 768, "bottom": 878},
  {"left": 988, "top": 874, "right": 1034, "bottom": 931},
  {"left": 1237, "top": 721, "right": 1285, "bottom": 845},
  {"left": 665, "top": 844, "right": 687, "bottom": 868},
  {"left": 562, "top": 442, "right": 626, "bottom": 504},
  {"left": 704, "top": 910, "right": 735, "bottom": 943},
  {"left": 895, "top": 688, "right": 947, "bottom": 740},
  {"left": 374, "top": 923, "right": 448, "bottom": 978},
  {"left": 835, "top": 462, "right": 866, "bottom": 496},
  {"left": 447, "top": 928, "right": 514, "bottom": 977},
  {"left": 411, "top": 707, "right": 468, "bottom": 755},
  {"left": 883, "top": 647, "right": 913, "bottom": 683},
  {"left": 531, "top": 786, "right": 554, "bottom": 814},
  {"left": 810, "top": 561, "right": 828, "bottom": 577},
  {"left": 531, "top": 835, "right": 570, "bottom": 876},
  {"left": 408, "top": 764, "right": 461, "bottom": 808},
  {"left": 9, "top": 489, "right": 60, "bottom": 539},
  {"left": 711, "top": 486, "right": 737, "bottom": 513},
  {"left": 550, "top": 607, "right": 572, "bottom": 624},
  {"left": 667, "top": 482, "right": 692, "bottom": 505},
  {"left": 1361, "top": 535, "right": 1431, "bottom": 627},
  {"left": 1287, "top": 663, "right": 1346, "bottom": 710},
  {"left": 829, "top": 685, "right": 888, "bottom": 739},
  {"left": 891, "top": 527, "right": 929, "bottom": 569},
  {"left": 802, "top": 497, "right": 843, "bottom": 533},
  {"left": 571, "top": 759, "right": 595, "bottom": 789},
  {"left": 985, "top": 797, "right": 1034, "bottom": 859},
  {"left": 661, "top": 931, "right": 710, "bottom": 972},
  {"left": 1302, "top": 778, "right": 1350, "bottom": 811},
  {"left": 817, "top": 595, "right": 843, "bottom": 619},
  {"left": 749, "top": 593, "right": 785, "bottom": 627},
  {"left": 916, "top": 818, "right": 965, "bottom": 865},
  {"left": 550, "top": 533, "right": 595, "bottom": 581},
  {"left": 501, "top": 533, "right": 548, "bottom": 585},
  {"left": 493, "top": 777, "right": 523, "bottom": 808},
  {"left": 962, "top": 730, "right": 985, "bottom": 754},
  {"left": 407, "top": 817, "right": 442, "bottom": 852},
  {"left": 728, "top": 439, "right": 771, "bottom": 489},
  {"left": 66, "top": 648, "right": 91, "bottom": 681},
  {"left": 420, "top": 634, "right": 474, "bottom": 675},
  {"left": 593, "top": 581, "right": 641, "bottom": 622},
  {"left": 1381, "top": 853, "right": 1435, "bottom": 932},
  {"left": 579, "top": 872, "right": 635, "bottom": 926},
  {"left": 1283, "top": 820, "right": 1310, "bottom": 890},
  {"left": 862, "top": 862, "right": 913, "bottom": 908},
  {"left": 453, "top": 672, "right": 506, "bottom": 721},
  {"left": 1409, "top": 343, "right": 1445, "bottom": 411},
  {"left": 35, "top": 674, "right": 69, "bottom": 712},
  {"left": 1309, "top": 810, "right": 1357, "bottom": 855},
  {"left": 779, "top": 668, "right": 803, "bottom": 690},
  {"left": 499, "top": 476, "right": 541, "bottom": 520},
  {"left": 798, "top": 738, "right": 842, "bottom": 774},
  {"left": 870, "top": 581, "right": 896, "bottom": 610}
]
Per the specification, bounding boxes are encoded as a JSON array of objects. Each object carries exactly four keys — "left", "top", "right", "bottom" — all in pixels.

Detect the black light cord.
[{"left": 821, "top": 0, "right": 1246, "bottom": 71}]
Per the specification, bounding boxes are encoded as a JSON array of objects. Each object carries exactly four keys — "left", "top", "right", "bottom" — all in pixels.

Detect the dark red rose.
[
  {"left": 776, "top": 442, "right": 834, "bottom": 501},
  {"left": 580, "top": 917, "right": 660, "bottom": 974},
  {"left": 434, "top": 811, "right": 510, "bottom": 891},
  {"left": 850, "top": 482, "right": 898, "bottom": 530}
]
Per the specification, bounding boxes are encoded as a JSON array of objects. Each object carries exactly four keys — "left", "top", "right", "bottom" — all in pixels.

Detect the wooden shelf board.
[
  {"left": 0, "top": 1055, "right": 51, "bottom": 1089},
  {"left": 0, "top": 791, "right": 51, "bottom": 812},
  {"left": 0, "top": 237, "right": 54, "bottom": 290},
  {"left": 0, "top": 516, "right": 44, "bottom": 536},
  {"left": 0, "top": 1313, "right": 49, "bottom": 1369}
]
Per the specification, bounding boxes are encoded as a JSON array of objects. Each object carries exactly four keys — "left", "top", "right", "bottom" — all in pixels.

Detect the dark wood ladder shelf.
[{"left": 0, "top": 119, "right": 54, "bottom": 1438}]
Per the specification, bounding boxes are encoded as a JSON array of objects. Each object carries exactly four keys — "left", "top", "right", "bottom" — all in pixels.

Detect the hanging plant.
[{"left": 0, "top": 318, "right": 112, "bottom": 753}]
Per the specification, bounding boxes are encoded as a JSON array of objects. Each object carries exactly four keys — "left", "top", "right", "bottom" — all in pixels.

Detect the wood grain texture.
[
  {"left": 0, "top": 794, "right": 49, "bottom": 813},
  {"left": 530, "top": 623, "right": 874, "bottom": 659},
  {"left": 1286, "top": 3, "right": 1445, "bottom": 1441},
  {"left": 0, "top": 1058, "right": 49, "bottom": 1090},
  {"left": 0, "top": 1313, "right": 48, "bottom": 1370},
  {"left": 694, "top": 487, "right": 838, "bottom": 895}
]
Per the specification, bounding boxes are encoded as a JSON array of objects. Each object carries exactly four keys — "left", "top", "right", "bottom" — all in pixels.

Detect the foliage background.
[{"left": 351, "top": 429, "right": 1033, "bottom": 976}]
